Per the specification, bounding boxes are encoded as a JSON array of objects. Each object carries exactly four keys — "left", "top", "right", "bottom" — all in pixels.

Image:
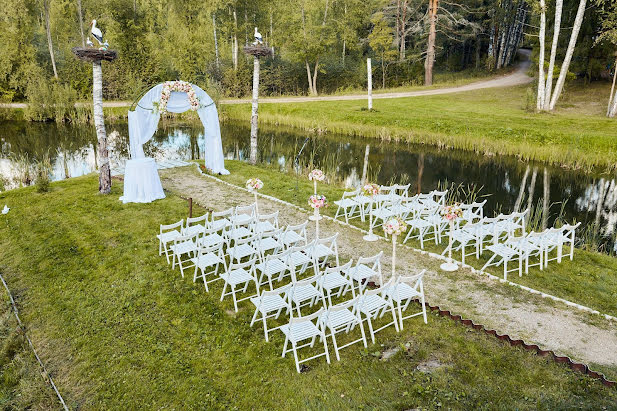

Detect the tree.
[
  {"left": 597, "top": 0, "right": 617, "bottom": 117},
  {"left": 425, "top": 0, "right": 438, "bottom": 85},
  {"left": 369, "top": 12, "right": 397, "bottom": 88}
]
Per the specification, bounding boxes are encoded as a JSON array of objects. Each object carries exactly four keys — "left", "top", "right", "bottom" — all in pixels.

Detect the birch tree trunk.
[
  {"left": 400, "top": 0, "right": 408, "bottom": 61},
  {"left": 213, "top": 14, "right": 220, "bottom": 68},
  {"left": 607, "top": 56, "right": 617, "bottom": 117},
  {"left": 250, "top": 57, "right": 260, "bottom": 165},
  {"left": 305, "top": 60, "right": 315, "bottom": 95},
  {"left": 536, "top": 0, "right": 546, "bottom": 110},
  {"left": 543, "top": 0, "right": 563, "bottom": 110},
  {"left": 44, "top": 0, "right": 58, "bottom": 79},
  {"left": 542, "top": 167, "right": 550, "bottom": 230},
  {"left": 424, "top": 0, "right": 438, "bottom": 86},
  {"left": 367, "top": 58, "right": 373, "bottom": 110},
  {"left": 77, "top": 0, "right": 85, "bottom": 47},
  {"left": 514, "top": 165, "right": 530, "bottom": 212},
  {"left": 92, "top": 61, "right": 111, "bottom": 194},
  {"left": 233, "top": 10, "right": 238, "bottom": 71},
  {"left": 548, "top": 0, "right": 587, "bottom": 111}
]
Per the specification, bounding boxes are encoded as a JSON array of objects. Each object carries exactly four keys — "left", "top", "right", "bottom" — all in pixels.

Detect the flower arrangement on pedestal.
[
  {"left": 440, "top": 204, "right": 462, "bottom": 272},
  {"left": 246, "top": 177, "right": 264, "bottom": 213},
  {"left": 362, "top": 183, "right": 381, "bottom": 241},
  {"left": 157, "top": 81, "right": 200, "bottom": 114},
  {"left": 383, "top": 217, "right": 407, "bottom": 277},
  {"left": 308, "top": 169, "right": 325, "bottom": 194}
]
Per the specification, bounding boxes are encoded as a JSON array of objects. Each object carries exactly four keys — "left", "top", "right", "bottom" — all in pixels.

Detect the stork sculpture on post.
[
  {"left": 72, "top": 19, "right": 116, "bottom": 194},
  {"left": 244, "top": 29, "right": 272, "bottom": 165}
]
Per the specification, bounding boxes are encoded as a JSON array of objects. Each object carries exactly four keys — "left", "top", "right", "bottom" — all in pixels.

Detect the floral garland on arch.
[{"left": 157, "top": 81, "right": 200, "bottom": 114}]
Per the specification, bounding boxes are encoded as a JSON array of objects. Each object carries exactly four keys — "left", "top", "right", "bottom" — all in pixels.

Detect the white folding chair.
[
  {"left": 334, "top": 188, "right": 362, "bottom": 223},
  {"left": 255, "top": 227, "right": 284, "bottom": 262},
  {"left": 280, "top": 308, "right": 330, "bottom": 373},
  {"left": 220, "top": 257, "right": 259, "bottom": 312},
  {"left": 170, "top": 232, "right": 199, "bottom": 278},
  {"left": 391, "top": 184, "right": 411, "bottom": 201},
  {"left": 506, "top": 233, "right": 543, "bottom": 274},
  {"left": 255, "top": 248, "right": 291, "bottom": 290},
  {"left": 385, "top": 271, "right": 427, "bottom": 330},
  {"left": 319, "top": 296, "right": 367, "bottom": 361},
  {"left": 460, "top": 200, "right": 486, "bottom": 224},
  {"left": 191, "top": 241, "right": 227, "bottom": 291},
  {"left": 442, "top": 221, "right": 482, "bottom": 264},
  {"left": 355, "top": 279, "right": 399, "bottom": 343},
  {"left": 318, "top": 260, "right": 354, "bottom": 306},
  {"left": 228, "top": 234, "right": 259, "bottom": 264},
  {"left": 344, "top": 252, "right": 383, "bottom": 294},
  {"left": 225, "top": 215, "right": 256, "bottom": 245},
  {"left": 157, "top": 220, "right": 183, "bottom": 264},
  {"left": 233, "top": 203, "right": 257, "bottom": 226},
  {"left": 281, "top": 221, "right": 308, "bottom": 248},
  {"left": 250, "top": 284, "right": 292, "bottom": 342},
  {"left": 481, "top": 241, "right": 522, "bottom": 280},
  {"left": 255, "top": 211, "right": 279, "bottom": 233},
  {"left": 198, "top": 225, "right": 225, "bottom": 249},
  {"left": 183, "top": 213, "right": 209, "bottom": 236},
  {"left": 309, "top": 233, "right": 340, "bottom": 271},
  {"left": 288, "top": 274, "right": 325, "bottom": 316},
  {"left": 287, "top": 242, "right": 317, "bottom": 278},
  {"left": 370, "top": 198, "right": 402, "bottom": 232},
  {"left": 211, "top": 207, "right": 233, "bottom": 231},
  {"left": 403, "top": 214, "right": 439, "bottom": 248},
  {"left": 543, "top": 223, "right": 580, "bottom": 266}
]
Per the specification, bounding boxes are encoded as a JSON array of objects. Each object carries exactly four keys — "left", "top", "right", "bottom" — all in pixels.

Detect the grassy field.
[
  {"left": 224, "top": 83, "right": 617, "bottom": 172},
  {"left": 0, "top": 175, "right": 615, "bottom": 408},
  {"left": 211, "top": 161, "right": 617, "bottom": 319}
]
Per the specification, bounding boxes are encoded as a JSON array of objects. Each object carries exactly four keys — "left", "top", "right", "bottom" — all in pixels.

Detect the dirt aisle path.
[{"left": 159, "top": 166, "right": 616, "bottom": 374}]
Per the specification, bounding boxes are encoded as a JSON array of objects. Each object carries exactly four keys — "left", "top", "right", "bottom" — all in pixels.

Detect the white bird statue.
[
  {"left": 90, "top": 19, "right": 104, "bottom": 45},
  {"left": 86, "top": 37, "right": 94, "bottom": 47},
  {"left": 1, "top": 205, "right": 9, "bottom": 215},
  {"left": 253, "top": 27, "right": 263, "bottom": 45}
]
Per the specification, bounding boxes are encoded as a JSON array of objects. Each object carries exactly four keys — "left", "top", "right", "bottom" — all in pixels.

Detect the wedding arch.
[
  {"left": 121, "top": 81, "right": 229, "bottom": 204},
  {"left": 128, "top": 81, "right": 229, "bottom": 174}
]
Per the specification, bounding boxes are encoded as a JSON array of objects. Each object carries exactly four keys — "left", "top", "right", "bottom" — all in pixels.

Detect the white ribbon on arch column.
[{"left": 127, "top": 82, "right": 229, "bottom": 175}]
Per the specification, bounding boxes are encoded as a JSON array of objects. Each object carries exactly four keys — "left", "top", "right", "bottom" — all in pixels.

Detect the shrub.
[
  {"left": 24, "top": 79, "right": 77, "bottom": 123},
  {"left": 35, "top": 154, "right": 52, "bottom": 193}
]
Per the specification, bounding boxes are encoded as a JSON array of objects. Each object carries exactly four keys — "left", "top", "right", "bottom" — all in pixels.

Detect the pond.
[{"left": 1, "top": 119, "right": 615, "bottom": 253}]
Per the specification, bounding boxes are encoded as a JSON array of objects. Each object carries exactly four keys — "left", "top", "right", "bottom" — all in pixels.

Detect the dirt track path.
[
  {"left": 159, "top": 165, "right": 617, "bottom": 376},
  {"left": 0, "top": 51, "right": 532, "bottom": 110}
]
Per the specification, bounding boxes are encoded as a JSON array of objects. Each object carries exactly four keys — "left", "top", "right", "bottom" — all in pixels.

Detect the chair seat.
[
  {"left": 170, "top": 240, "right": 197, "bottom": 255},
  {"left": 289, "top": 251, "right": 311, "bottom": 267},
  {"left": 250, "top": 294, "right": 288, "bottom": 314},
  {"left": 184, "top": 224, "right": 206, "bottom": 236},
  {"left": 321, "top": 272, "right": 348, "bottom": 291},
  {"left": 256, "top": 258, "right": 288, "bottom": 276},
  {"left": 256, "top": 221, "right": 277, "bottom": 233},
  {"left": 228, "top": 227, "right": 252, "bottom": 241},
  {"left": 385, "top": 283, "right": 421, "bottom": 302},
  {"left": 372, "top": 209, "right": 395, "bottom": 220},
  {"left": 229, "top": 244, "right": 256, "bottom": 260},
  {"left": 290, "top": 284, "right": 321, "bottom": 303},
  {"left": 354, "top": 196, "right": 372, "bottom": 205},
  {"left": 211, "top": 218, "right": 231, "bottom": 231},
  {"left": 281, "top": 231, "right": 304, "bottom": 246},
  {"left": 451, "top": 230, "right": 476, "bottom": 244},
  {"left": 157, "top": 230, "right": 181, "bottom": 243},
  {"left": 232, "top": 213, "right": 253, "bottom": 225},
  {"left": 257, "top": 237, "right": 280, "bottom": 252},
  {"left": 321, "top": 308, "right": 357, "bottom": 330},
  {"left": 311, "top": 244, "right": 335, "bottom": 260},
  {"left": 191, "top": 252, "right": 223, "bottom": 269},
  {"left": 359, "top": 294, "right": 389, "bottom": 316},
  {"left": 221, "top": 268, "right": 253, "bottom": 286},
  {"left": 334, "top": 198, "right": 358, "bottom": 208},
  {"left": 350, "top": 264, "right": 377, "bottom": 282},
  {"left": 486, "top": 243, "right": 519, "bottom": 258},
  {"left": 280, "top": 321, "right": 321, "bottom": 344},
  {"left": 199, "top": 233, "right": 224, "bottom": 248},
  {"left": 406, "top": 218, "right": 432, "bottom": 229}
]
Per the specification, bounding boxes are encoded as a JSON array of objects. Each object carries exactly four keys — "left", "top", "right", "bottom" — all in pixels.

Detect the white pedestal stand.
[
  {"left": 391, "top": 234, "right": 398, "bottom": 277},
  {"left": 309, "top": 205, "right": 322, "bottom": 222},
  {"left": 440, "top": 219, "right": 459, "bottom": 272},
  {"left": 253, "top": 192, "right": 259, "bottom": 215},
  {"left": 363, "top": 199, "right": 378, "bottom": 242}
]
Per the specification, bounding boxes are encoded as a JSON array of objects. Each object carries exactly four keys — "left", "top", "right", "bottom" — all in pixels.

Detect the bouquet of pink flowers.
[
  {"left": 441, "top": 204, "right": 463, "bottom": 221},
  {"left": 308, "top": 169, "right": 325, "bottom": 182},
  {"left": 246, "top": 178, "right": 264, "bottom": 192},
  {"left": 383, "top": 217, "right": 407, "bottom": 236},
  {"left": 308, "top": 194, "right": 328, "bottom": 209},
  {"left": 362, "top": 183, "right": 380, "bottom": 197},
  {"left": 158, "top": 81, "right": 200, "bottom": 114}
]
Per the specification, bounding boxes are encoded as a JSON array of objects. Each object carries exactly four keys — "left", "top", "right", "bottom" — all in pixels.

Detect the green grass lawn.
[
  {"left": 0, "top": 175, "right": 615, "bottom": 408},
  {"left": 224, "top": 85, "right": 617, "bottom": 172},
  {"left": 211, "top": 161, "right": 617, "bottom": 319}
]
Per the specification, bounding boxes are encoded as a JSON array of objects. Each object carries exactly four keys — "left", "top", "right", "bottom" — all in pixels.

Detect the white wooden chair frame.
[
  {"left": 170, "top": 231, "right": 199, "bottom": 278},
  {"left": 344, "top": 252, "right": 383, "bottom": 294},
  {"left": 220, "top": 257, "right": 259, "bottom": 312},
  {"left": 319, "top": 297, "right": 367, "bottom": 361},
  {"left": 192, "top": 241, "right": 227, "bottom": 291},
  {"left": 386, "top": 271, "right": 427, "bottom": 330},
  {"left": 356, "top": 279, "right": 399, "bottom": 343},
  {"left": 334, "top": 188, "right": 362, "bottom": 224},
  {"left": 281, "top": 308, "right": 330, "bottom": 373},
  {"left": 318, "top": 260, "right": 354, "bottom": 306},
  {"left": 250, "top": 283, "right": 292, "bottom": 342},
  {"left": 157, "top": 220, "right": 183, "bottom": 264}
]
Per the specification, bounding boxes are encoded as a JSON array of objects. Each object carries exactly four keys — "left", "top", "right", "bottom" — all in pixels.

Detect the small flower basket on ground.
[
  {"left": 362, "top": 183, "right": 381, "bottom": 242},
  {"left": 308, "top": 169, "right": 325, "bottom": 195},
  {"left": 383, "top": 217, "right": 407, "bottom": 278},
  {"left": 440, "top": 204, "right": 463, "bottom": 272},
  {"left": 309, "top": 194, "right": 327, "bottom": 238},
  {"left": 246, "top": 178, "right": 264, "bottom": 214}
]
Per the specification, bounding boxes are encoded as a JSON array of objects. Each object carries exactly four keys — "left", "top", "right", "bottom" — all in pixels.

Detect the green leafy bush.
[{"left": 24, "top": 79, "right": 77, "bottom": 123}]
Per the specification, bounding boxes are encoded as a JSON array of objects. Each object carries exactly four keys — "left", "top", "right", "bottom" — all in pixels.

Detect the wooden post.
[
  {"left": 250, "top": 56, "right": 259, "bottom": 165},
  {"left": 367, "top": 58, "right": 373, "bottom": 110},
  {"left": 188, "top": 197, "right": 193, "bottom": 218},
  {"left": 72, "top": 47, "right": 117, "bottom": 195}
]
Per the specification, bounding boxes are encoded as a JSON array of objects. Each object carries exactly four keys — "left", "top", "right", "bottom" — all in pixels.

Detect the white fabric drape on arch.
[{"left": 127, "top": 83, "right": 229, "bottom": 174}]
